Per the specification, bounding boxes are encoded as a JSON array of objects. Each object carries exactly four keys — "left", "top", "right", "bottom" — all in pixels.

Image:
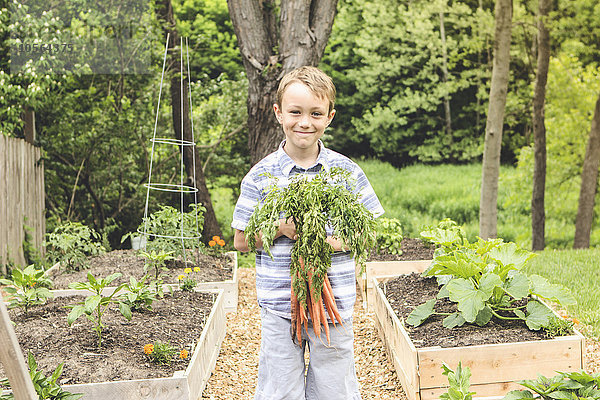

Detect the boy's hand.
[
  {"left": 326, "top": 236, "right": 349, "bottom": 252},
  {"left": 277, "top": 217, "right": 298, "bottom": 241}
]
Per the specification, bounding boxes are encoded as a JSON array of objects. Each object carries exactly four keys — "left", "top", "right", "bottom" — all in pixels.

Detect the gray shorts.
[{"left": 255, "top": 307, "right": 361, "bottom": 400}]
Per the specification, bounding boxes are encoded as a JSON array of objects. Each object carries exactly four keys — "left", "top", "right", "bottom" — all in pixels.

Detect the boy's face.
[{"left": 273, "top": 82, "right": 335, "bottom": 154}]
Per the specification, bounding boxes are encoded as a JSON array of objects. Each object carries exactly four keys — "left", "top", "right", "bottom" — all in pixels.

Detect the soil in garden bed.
[
  {"left": 0, "top": 290, "right": 215, "bottom": 384},
  {"left": 368, "top": 237, "right": 435, "bottom": 262},
  {"left": 50, "top": 249, "right": 234, "bottom": 289},
  {"left": 382, "top": 273, "right": 556, "bottom": 348}
]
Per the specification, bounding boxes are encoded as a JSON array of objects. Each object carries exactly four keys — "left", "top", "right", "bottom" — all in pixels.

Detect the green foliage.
[
  {"left": 503, "top": 370, "right": 600, "bottom": 400},
  {"left": 145, "top": 341, "right": 178, "bottom": 365},
  {"left": 67, "top": 272, "right": 132, "bottom": 348},
  {"left": 138, "top": 204, "right": 205, "bottom": 258},
  {"left": 139, "top": 249, "right": 175, "bottom": 280},
  {"left": 245, "top": 168, "right": 377, "bottom": 312},
  {"left": 440, "top": 362, "right": 475, "bottom": 400},
  {"left": 122, "top": 275, "right": 157, "bottom": 312},
  {"left": 0, "top": 264, "right": 53, "bottom": 314},
  {"left": 407, "top": 220, "right": 576, "bottom": 331},
  {"left": 374, "top": 217, "right": 404, "bottom": 255},
  {"left": 0, "top": 351, "right": 82, "bottom": 400},
  {"left": 45, "top": 222, "right": 105, "bottom": 271}
]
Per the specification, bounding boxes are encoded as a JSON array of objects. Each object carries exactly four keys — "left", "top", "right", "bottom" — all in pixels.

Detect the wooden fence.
[{"left": 0, "top": 135, "right": 45, "bottom": 274}]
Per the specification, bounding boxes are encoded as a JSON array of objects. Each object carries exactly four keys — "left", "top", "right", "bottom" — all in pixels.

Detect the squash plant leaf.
[
  {"left": 504, "top": 271, "right": 530, "bottom": 300},
  {"left": 474, "top": 306, "right": 492, "bottom": 326},
  {"left": 479, "top": 272, "right": 502, "bottom": 297},
  {"left": 447, "top": 278, "right": 488, "bottom": 323},
  {"left": 406, "top": 299, "right": 436, "bottom": 327},
  {"left": 502, "top": 390, "right": 535, "bottom": 399},
  {"left": 488, "top": 242, "right": 536, "bottom": 272},
  {"left": 524, "top": 300, "right": 554, "bottom": 330},
  {"left": 443, "top": 312, "right": 466, "bottom": 329},
  {"left": 529, "top": 275, "right": 577, "bottom": 306}
]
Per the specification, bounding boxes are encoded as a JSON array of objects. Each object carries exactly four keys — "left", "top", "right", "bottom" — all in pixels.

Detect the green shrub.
[
  {"left": 45, "top": 221, "right": 105, "bottom": 271},
  {"left": 374, "top": 217, "right": 404, "bottom": 255}
]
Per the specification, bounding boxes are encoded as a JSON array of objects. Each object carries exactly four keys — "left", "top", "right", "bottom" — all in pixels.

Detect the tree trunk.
[
  {"left": 439, "top": 9, "right": 452, "bottom": 140},
  {"left": 479, "top": 0, "right": 513, "bottom": 239},
  {"left": 573, "top": 94, "right": 600, "bottom": 249},
  {"left": 531, "top": 0, "right": 551, "bottom": 251},
  {"left": 156, "top": 0, "right": 223, "bottom": 240},
  {"left": 227, "top": 0, "right": 338, "bottom": 165}
]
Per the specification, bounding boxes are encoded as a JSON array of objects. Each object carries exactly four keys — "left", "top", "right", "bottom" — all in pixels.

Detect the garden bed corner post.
[{"left": 0, "top": 299, "right": 37, "bottom": 399}]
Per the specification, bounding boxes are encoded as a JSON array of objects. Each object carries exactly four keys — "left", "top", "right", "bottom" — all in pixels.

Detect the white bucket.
[{"left": 131, "top": 235, "right": 147, "bottom": 250}]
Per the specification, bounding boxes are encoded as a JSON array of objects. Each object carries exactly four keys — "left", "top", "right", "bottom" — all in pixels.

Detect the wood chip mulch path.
[
  {"left": 201, "top": 267, "right": 600, "bottom": 399},
  {"left": 201, "top": 267, "right": 408, "bottom": 399}
]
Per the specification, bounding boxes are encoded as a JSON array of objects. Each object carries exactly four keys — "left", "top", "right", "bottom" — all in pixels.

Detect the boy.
[{"left": 232, "top": 66, "right": 384, "bottom": 400}]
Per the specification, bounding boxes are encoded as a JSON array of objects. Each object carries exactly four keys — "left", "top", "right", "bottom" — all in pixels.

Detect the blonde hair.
[{"left": 276, "top": 66, "right": 336, "bottom": 112}]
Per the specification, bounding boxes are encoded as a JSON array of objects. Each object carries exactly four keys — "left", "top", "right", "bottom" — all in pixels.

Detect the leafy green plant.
[
  {"left": 503, "top": 370, "right": 600, "bottom": 400},
  {"left": 136, "top": 204, "right": 206, "bottom": 257},
  {"left": 45, "top": 221, "right": 105, "bottom": 271},
  {"left": 374, "top": 217, "right": 404, "bottom": 255},
  {"left": 440, "top": 362, "right": 475, "bottom": 400},
  {"left": 66, "top": 272, "right": 132, "bottom": 348},
  {"left": 143, "top": 341, "right": 178, "bottom": 365},
  {"left": 139, "top": 249, "right": 175, "bottom": 280},
  {"left": 407, "top": 220, "right": 576, "bottom": 331},
  {"left": 177, "top": 266, "right": 201, "bottom": 292},
  {"left": 122, "top": 275, "right": 157, "bottom": 312},
  {"left": 0, "top": 265, "right": 53, "bottom": 314},
  {"left": 0, "top": 351, "right": 83, "bottom": 400}
]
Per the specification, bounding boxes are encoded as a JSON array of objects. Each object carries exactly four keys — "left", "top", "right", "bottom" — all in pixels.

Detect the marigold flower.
[
  {"left": 184, "top": 267, "right": 192, "bottom": 274},
  {"left": 212, "top": 236, "right": 220, "bottom": 241},
  {"left": 179, "top": 349, "right": 189, "bottom": 359},
  {"left": 194, "top": 267, "right": 200, "bottom": 272},
  {"left": 573, "top": 318, "right": 580, "bottom": 325},
  {"left": 208, "top": 240, "right": 216, "bottom": 247},
  {"left": 218, "top": 240, "right": 225, "bottom": 247},
  {"left": 144, "top": 344, "right": 154, "bottom": 355},
  {"left": 177, "top": 274, "right": 185, "bottom": 281}
]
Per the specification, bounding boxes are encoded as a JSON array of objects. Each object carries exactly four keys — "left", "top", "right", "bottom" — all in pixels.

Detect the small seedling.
[
  {"left": 67, "top": 272, "right": 132, "bottom": 348},
  {"left": 0, "top": 264, "right": 53, "bottom": 314}
]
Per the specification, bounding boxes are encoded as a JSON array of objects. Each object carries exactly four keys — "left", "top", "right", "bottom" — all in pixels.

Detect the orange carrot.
[
  {"left": 323, "top": 275, "right": 344, "bottom": 327},
  {"left": 319, "top": 297, "right": 331, "bottom": 345}
]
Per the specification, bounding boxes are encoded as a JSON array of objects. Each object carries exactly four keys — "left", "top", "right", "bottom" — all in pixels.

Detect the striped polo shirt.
[{"left": 231, "top": 141, "right": 384, "bottom": 321}]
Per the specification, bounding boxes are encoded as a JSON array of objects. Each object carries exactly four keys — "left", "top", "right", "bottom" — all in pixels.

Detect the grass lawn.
[{"left": 526, "top": 248, "right": 600, "bottom": 339}]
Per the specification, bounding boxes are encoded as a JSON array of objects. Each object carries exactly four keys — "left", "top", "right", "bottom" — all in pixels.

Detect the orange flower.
[
  {"left": 208, "top": 240, "right": 216, "bottom": 247},
  {"left": 179, "top": 349, "right": 189, "bottom": 359},
  {"left": 212, "top": 236, "right": 220, "bottom": 241},
  {"left": 143, "top": 344, "right": 154, "bottom": 355},
  {"left": 572, "top": 318, "right": 580, "bottom": 325},
  {"left": 218, "top": 239, "right": 225, "bottom": 247}
]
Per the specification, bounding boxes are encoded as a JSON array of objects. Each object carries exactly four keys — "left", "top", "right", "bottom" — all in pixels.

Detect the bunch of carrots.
[
  {"left": 244, "top": 168, "right": 377, "bottom": 346},
  {"left": 291, "top": 256, "right": 343, "bottom": 346}
]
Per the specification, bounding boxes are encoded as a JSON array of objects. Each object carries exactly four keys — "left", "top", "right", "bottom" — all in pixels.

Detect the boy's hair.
[{"left": 276, "top": 66, "right": 336, "bottom": 112}]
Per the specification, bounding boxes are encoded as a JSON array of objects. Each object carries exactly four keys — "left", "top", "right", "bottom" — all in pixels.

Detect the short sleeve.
[
  {"left": 231, "top": 173, "right": 260, "bottom": 231},
  {"left": 353, "top": 166, "right": 385, "bottom": 218}
]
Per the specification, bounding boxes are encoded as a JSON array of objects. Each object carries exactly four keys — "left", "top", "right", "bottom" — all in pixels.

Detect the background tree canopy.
[{"left": 1, "top": 0, "right": 599, "bottom": 249}]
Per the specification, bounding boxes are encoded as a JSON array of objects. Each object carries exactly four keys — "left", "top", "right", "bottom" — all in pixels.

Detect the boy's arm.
[{"left": 233, "top": 218, "right": 298, "bottom": 253}]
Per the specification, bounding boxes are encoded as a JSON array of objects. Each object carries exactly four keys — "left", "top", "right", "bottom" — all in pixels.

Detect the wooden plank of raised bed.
[
  {"left": 186, "top": 288, "right": 226, "bottom": 398},
  {"left": 64, "top": 376, "right": 190, "bottom": 399},
  {"left": 373, "top": 278, "right": 420, "bottom": 400},
  {"left": 418, "top": 335, "right": 584, "bottom": 388},
  {"left": 0, "top": 299, "right": 38, "bottom": 400},
  {"left": 424, "top": 381, "right": 523, "bottom": 400}
]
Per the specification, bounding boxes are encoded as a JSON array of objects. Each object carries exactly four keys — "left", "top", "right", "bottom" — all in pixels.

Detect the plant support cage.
[{"left": 139, "top": 34, "right": 202, "bottom": 265}]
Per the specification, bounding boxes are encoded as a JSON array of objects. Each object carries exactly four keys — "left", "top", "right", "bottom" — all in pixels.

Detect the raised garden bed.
[
  {"left": 1, "top": 287, "right": 226, "bottom": 400},
  {"left": 48, "top": 250, "right": 239, "bottom": 313},
  {"left": 359, "top": 238, "right": 434, "bottom": 310},
  {"left": 372, "top": 271, "right": 585, "bottom": 400}
]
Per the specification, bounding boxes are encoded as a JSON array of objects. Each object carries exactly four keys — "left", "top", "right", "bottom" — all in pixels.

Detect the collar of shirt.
[{"left": 276, "top": 140, "right": 331, "bottom": 177}]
